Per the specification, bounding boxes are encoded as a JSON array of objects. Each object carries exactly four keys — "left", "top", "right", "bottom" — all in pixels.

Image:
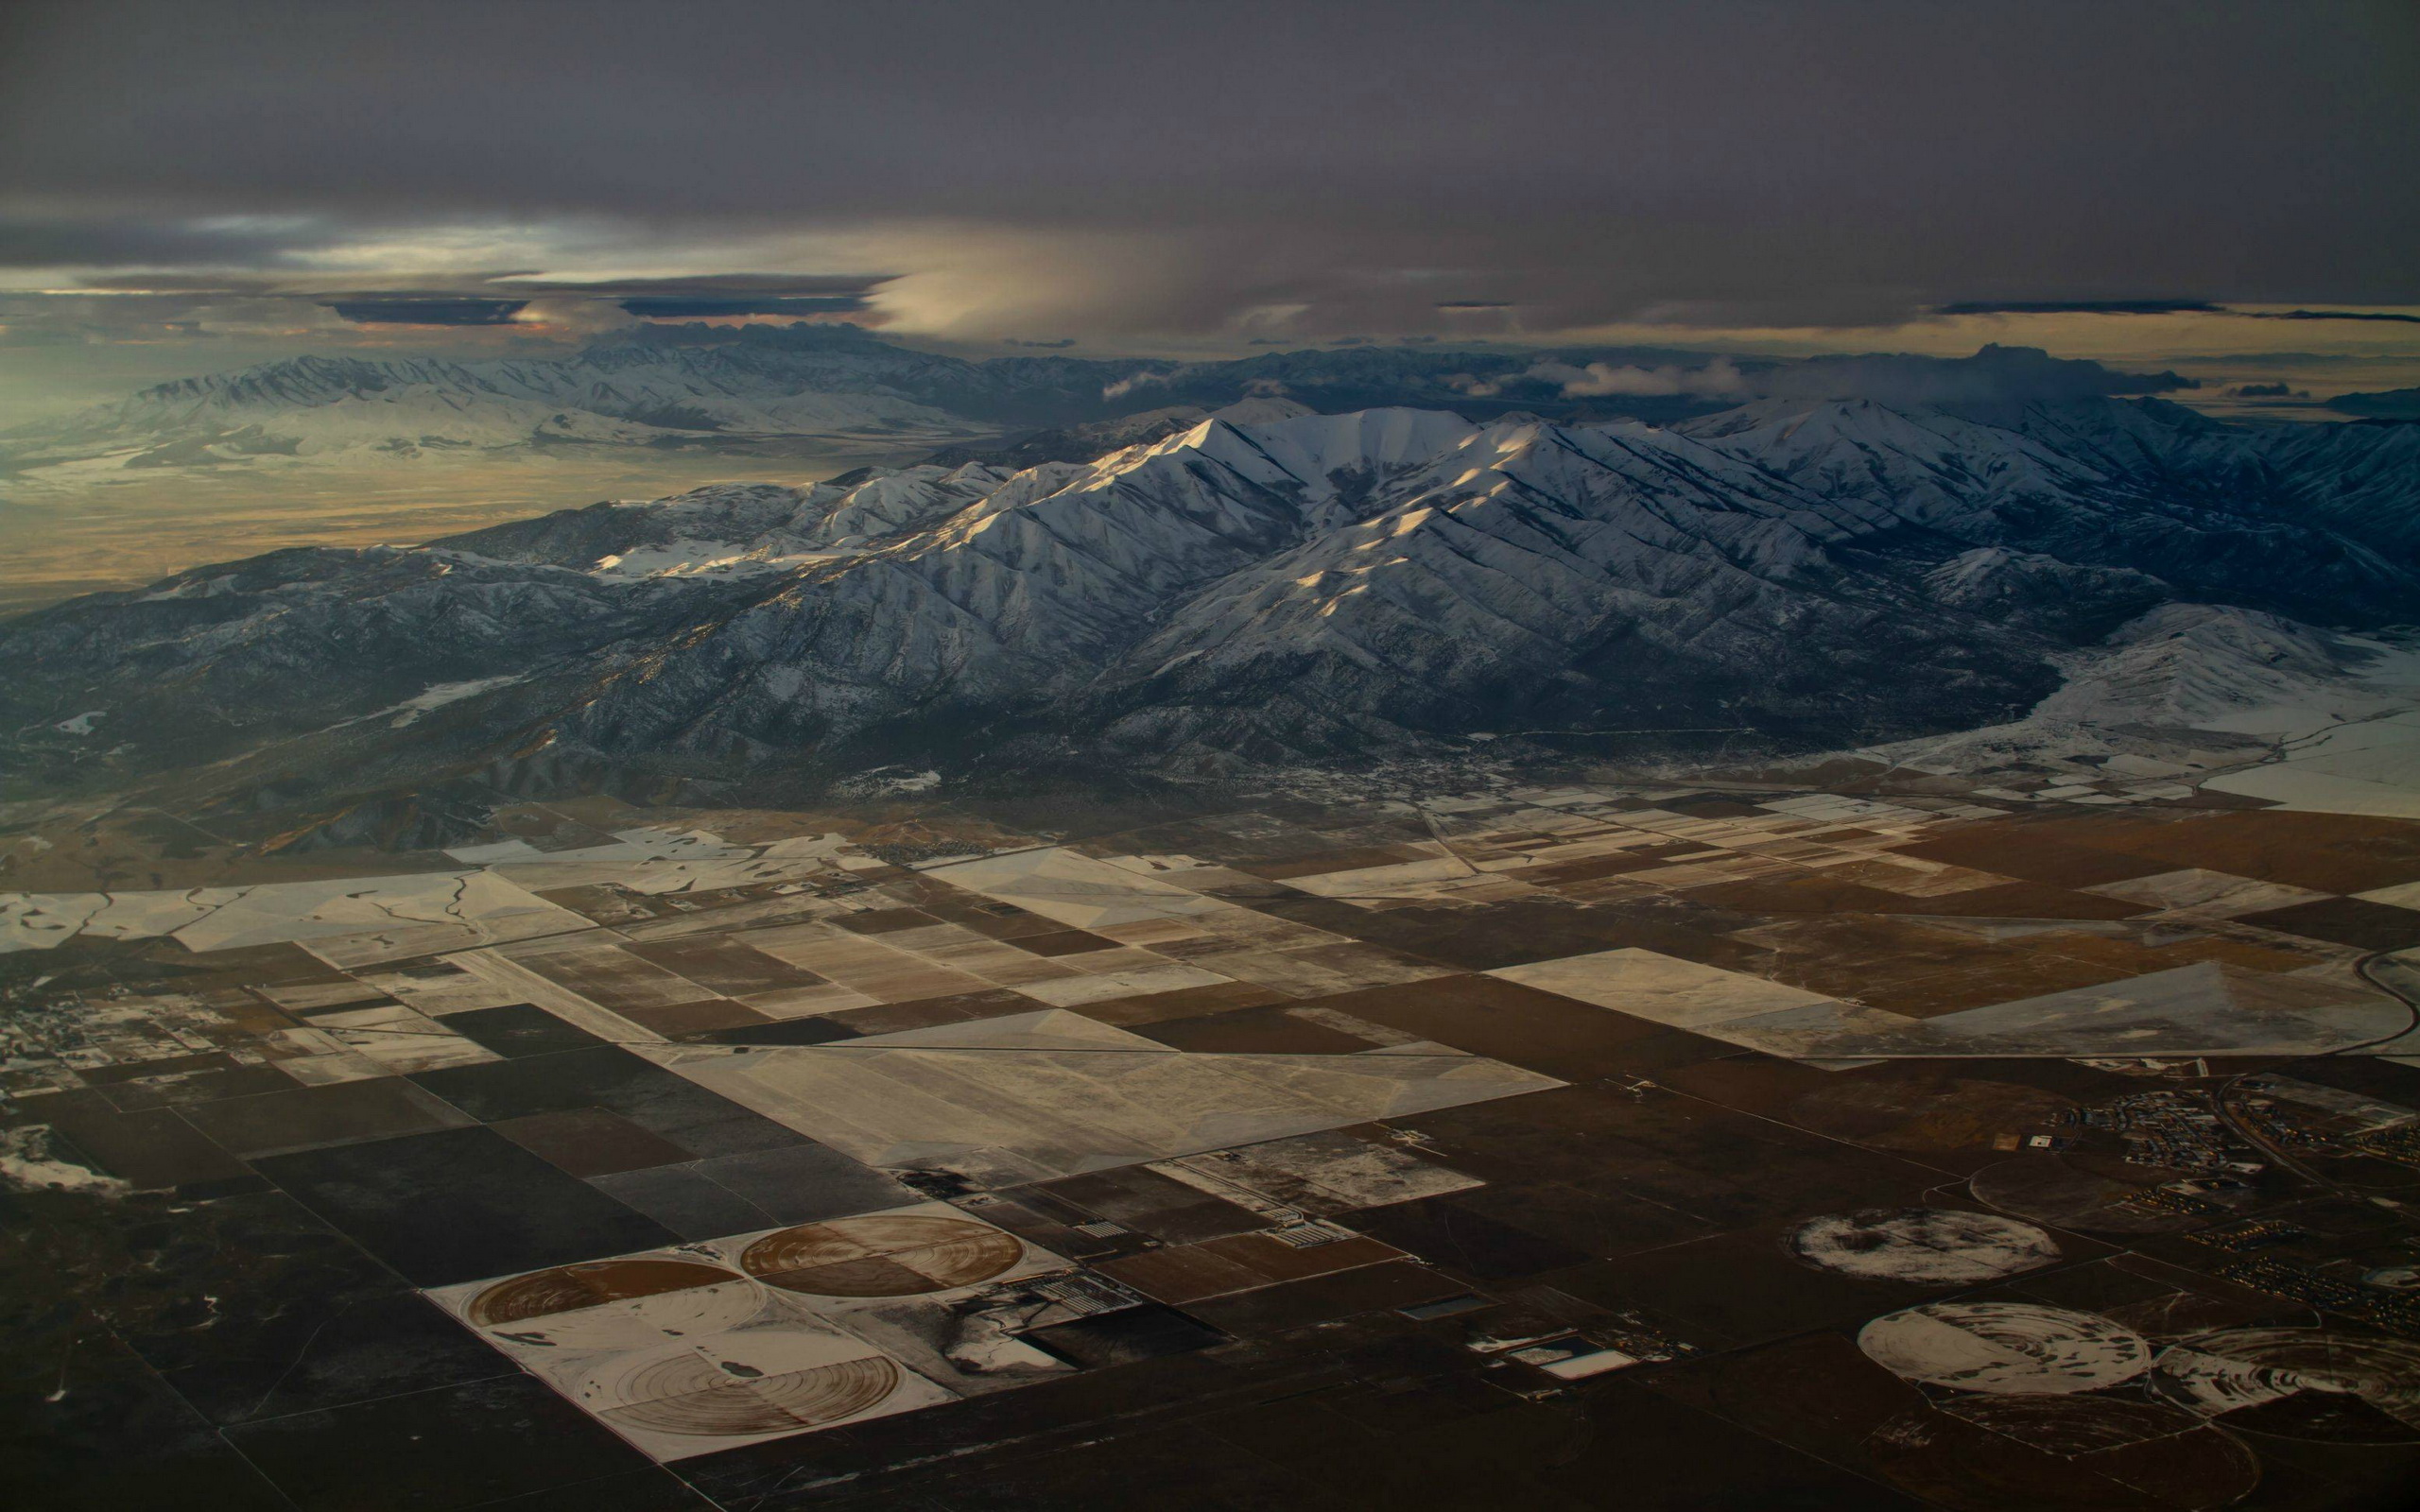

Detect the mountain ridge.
[{"left": 7, "top": 393, "right": 2415, "bottom": 821}]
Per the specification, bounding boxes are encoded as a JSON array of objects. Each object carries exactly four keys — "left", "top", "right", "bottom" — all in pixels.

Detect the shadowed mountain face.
[{"left": 6, "top": 396, "right": 2416, "bottom": 810}]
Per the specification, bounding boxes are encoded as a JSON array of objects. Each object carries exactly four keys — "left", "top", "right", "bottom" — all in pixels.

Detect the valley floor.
[
  {"left": 0, "top": 450, "right": 908, "bottom": 614},
  {"left": 6, "top": 765, "right": 2420, "bottom": 1510}
]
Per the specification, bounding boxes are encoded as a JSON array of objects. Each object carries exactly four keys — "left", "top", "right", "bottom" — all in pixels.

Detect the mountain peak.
[{"left": 1205, "top": 395, "right": 1317, "bottom": 424}]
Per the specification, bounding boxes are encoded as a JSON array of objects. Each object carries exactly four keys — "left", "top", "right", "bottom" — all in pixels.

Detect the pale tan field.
[{"left": 0, "top": 451, "right": 913, "bottom": 614}]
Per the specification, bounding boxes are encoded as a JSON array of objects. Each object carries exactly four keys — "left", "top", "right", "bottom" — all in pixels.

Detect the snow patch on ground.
[
  {"left": 837, "top": 766, "right": 942, "bottom": 797},
  {"left": 0, "top": 826, "right": 838, "bottom": 958},
  {"left": 591, "top": 540, "right": 855, "bottom": 577},
  {"left": 385, "top": 676, "right": 525, "bottom": 728},
  {"left": 0, "top": 1125, "right": 129, "bottom": 1196}
]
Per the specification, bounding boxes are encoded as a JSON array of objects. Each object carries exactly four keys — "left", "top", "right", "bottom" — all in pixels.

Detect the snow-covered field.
[{"left": 0, "top": 826, "right": 833, "bottom": 961}]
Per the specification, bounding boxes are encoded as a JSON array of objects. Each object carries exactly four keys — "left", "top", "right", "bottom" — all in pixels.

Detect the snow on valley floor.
[
  {"left": 0, "top": 824, "right": 863, "bottom": 964},
  {"left": 2199, "top": 710, "right": 2420, "bottom": 817},
  {"left": 1851, "top": 606, "right": 2420, "bottom": 820},
  {"left": 9, "top": 776, "right": 2414, "bottom": 1088}
]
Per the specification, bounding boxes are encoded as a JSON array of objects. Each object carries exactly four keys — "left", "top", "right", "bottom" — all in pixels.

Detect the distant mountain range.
[
  {"left": 0, "top": 323, "right": 2221, "bottom": 484},
  {"left": 2327, "top": 386, "right": 2420, "bottom": 421},
  {"left": 8, "top": 392, "right": 2416, "bottom": 827}
]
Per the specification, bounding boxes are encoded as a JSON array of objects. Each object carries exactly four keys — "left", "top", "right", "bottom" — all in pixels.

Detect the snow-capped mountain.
[{"left": 5, "top": 396, "right": 2414, "bottom": 808}]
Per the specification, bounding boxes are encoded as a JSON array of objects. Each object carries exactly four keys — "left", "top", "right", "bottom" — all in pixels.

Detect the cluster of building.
[{"left": 2067, "top": 1090, "right": 2253, "bottom": 1176}]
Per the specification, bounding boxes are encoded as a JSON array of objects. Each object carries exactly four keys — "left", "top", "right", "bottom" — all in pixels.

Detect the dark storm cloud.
[
  {"left": 506, "top": 275, "right": 884, "bottom": 324},
  {"left": 0, "top": 213, "right": 344, "bottom": 269},
  {"left": 322, "top": 298, "right": 528, "bottom": 325},
  {"left": 490, "top": 274, "right": 890, "bottom": 298},
  {"left": 1, "top": 0, "right": 2414, "bottom": 335},
  {"left": 2245, "top": 309, "right": 2420, "bottom": 325},
  {"left": 1938, "top": 301, "right": 2226, "bottom": 317},
  {"left": 614, "top": 295, "right": 866, "bottom": 318},
  {"left": 1943, "top": 301, "right": 2420, "bottom": 324}
]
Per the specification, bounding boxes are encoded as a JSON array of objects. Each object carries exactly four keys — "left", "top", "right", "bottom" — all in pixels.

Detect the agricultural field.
[{"left": 6, "top": 776, "right": 2420, "bottom": 1509}]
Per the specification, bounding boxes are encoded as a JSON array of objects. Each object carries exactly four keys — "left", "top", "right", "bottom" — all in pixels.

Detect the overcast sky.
[{"left": 1, "top": 0, "right": 2415, "bottom": 397}]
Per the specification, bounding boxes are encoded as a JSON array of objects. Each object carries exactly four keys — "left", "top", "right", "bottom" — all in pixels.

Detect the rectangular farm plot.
[
  {"left": 1092, "top": 1228, "right": 1405, "bottom": 1304},
  {"left": 1015, "top": 961, "right": 1237, "bottom": 1007},
  {"left": 1276, "top": 858, "right": 1482, "bottom": 902},
  {"left": 1731, "top": 915, "right": 2324, "bottom": 1019},
  {"left": 304, "top": 1003, "right": 503, "bottom": 1074},
  {"left": 1490, "top": 949, "right": 1837, "bottom": 1032},
  {"left": 0, "top": 868, "right": 600, "bottom": 965},
  {"left": 2135, "top": 810, "right": 2420, "bottom": 892},
  {"left": 1887, "top": 828, "right": 2180, "bottom": 888},
  {"left": 728, "top": 981, "right": 884, "bottom": 1020},
  {"left": 253, "top": 1125, "right": 681, "bottom": 1288},
  {"left": 353, "top": 959, "right": 535, "bottom": 1016},
  {"left": 1027, "top": 1165, "right": 1269, "bottom": 1245},
  {"left": 1044, "top": 943, "right": 1190, "bottom": 975},
  {"left": 178, "top": 1074, "right": 476, "bottom": 1158},
  {"left": 1283, "top": 973, "right": 1715, "bottom": 1080},
  {"left": 1490, "top": 942, "right": 2410, "bottom": 1063},
  {"left": 223, "top": 873, "right": 598, "bottom": 957},
  {"left": 1005, "top": 927, "right": 1126, "bottom": 956},
  {"left": 614, "top": 998, "right": 777, "bottom": 1037},
  {"left": 1183, "top": 941, "right": 1455, "bottom": 999},
  {"left": 633, "top": 1018, "right": 1561, "bottom": 1183},
  {"left": 496, "top": 937, "right": 724, "bottom": 1015},
  {"left": 1917, "top": 961, "right": 2410, "bottom": 1058},
  {"left": 1236, "top": 841, "right": 1452, "bottom": 881},
  {"left": 1153, "top": 1129, "right": 1487, "bottom": 1215},
  {"left": 1088, "top": 916, "right": 1218, "bottom": 948},
  {"left": 852, "top": 919, "right": 1084, "bottom": 978},
  {"left": 1136, "top": 1005, "right": 1385, "bottom": 1055},
  {"left": 1064, "top": 979, "right": 1289, "bottom": 1026},
  {"left": 2081, "top": 868, "right": 2333, "bottom": 918},
  {"left": 1935, "top": 811, "right": 2420, "bottom": 895},
  {"left": 820, "top": 988, "right": 1040, "bottom": 1037},
  {"left": 252, "top": 978, "right": 396, "bottom": 1013},
  {"left": 1689, "top": 872, "right": 2150, "bottom": 922},
  {"left": 735, "top": 921, "right": 997, "bottom": 1004},
  {"left": 925, "top": 900, "right": 1077, "bottom": 942},
  {"left": 620, "top": 934, "right": 826, "bottom": 995},
  {"left": 1806, "top": 855, "right": 2010, "bottom": 896},
  {"left": 924, "top": 848, "right": 1238, "bottom": 930},
  {"left": 2234, "top": 896, "right": 2420, "bottom": 952}
]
